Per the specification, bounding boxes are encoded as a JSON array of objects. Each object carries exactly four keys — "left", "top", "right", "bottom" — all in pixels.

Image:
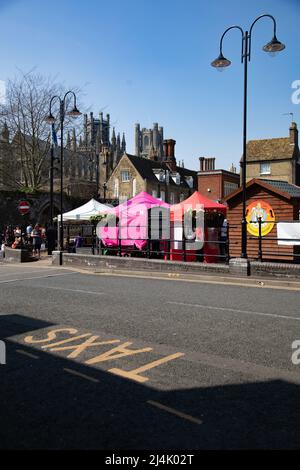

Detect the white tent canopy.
[{"left": 58, "top": 198, "right": 111, "bottom": 221}]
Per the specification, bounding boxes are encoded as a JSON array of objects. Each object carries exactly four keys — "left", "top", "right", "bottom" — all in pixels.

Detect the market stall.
[
  {"left": 57, "top": 198, "right": 111, "bottom": 248},
  {"left": 60, "top": 198, "right": 111, "bottom": 221},
  {"left": 98, "top": 191, "right": 170, "bottom": 254},
  {"left": 170, "top": 191, "right": 227, "bottom": 262}
]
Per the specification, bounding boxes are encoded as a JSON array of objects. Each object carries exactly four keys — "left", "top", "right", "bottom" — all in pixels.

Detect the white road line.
[
  {"left": 167, "top": 301, "right": 300, "bottom": 322},
  {"left": 0, "top": 272, "right": 76, "bottom": 284},
  {"left": 63, "top": 367, "right": 99, "bottom": 383},
  {"left": 0, "top": 270, "right": 50, "bottom": 278},
  {"left": 16, "top": 349, "right": 39, "bottom": 359},
  {"left": 42, "top": 286, "right": 105, "bottom": 295},
  {"left": 147, "top": 400, "right": 202, "bottom": 425}
]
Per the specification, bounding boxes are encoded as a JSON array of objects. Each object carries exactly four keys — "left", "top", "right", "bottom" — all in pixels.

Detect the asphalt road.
[{"left": 0, "top": 263, "right": 300, "bottom": 449}]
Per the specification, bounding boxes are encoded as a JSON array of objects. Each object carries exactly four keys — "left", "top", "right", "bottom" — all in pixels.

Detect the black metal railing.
[{"left": 59, "top": 218, "right": 300, "bottom": 264}]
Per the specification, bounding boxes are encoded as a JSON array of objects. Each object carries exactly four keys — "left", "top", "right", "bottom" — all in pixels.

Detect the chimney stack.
[
  {"left": 290, "top": 122, "right": 298, "bottom": 146},
  {"left": 199, "top": 157, "right": 216, "bottom": 171},
  {"left": 163, "top": 139, "right": 177, "bottom": 171}
]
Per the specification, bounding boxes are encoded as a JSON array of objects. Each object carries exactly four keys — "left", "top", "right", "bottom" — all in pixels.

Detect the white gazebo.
[{"left": 59, "top": 198, "right": 111, "bottom": 221}]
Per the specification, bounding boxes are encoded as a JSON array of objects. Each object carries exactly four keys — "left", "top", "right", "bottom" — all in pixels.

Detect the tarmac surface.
[{"left": 0, "top": 261, "right": 300, "bottom": 449}]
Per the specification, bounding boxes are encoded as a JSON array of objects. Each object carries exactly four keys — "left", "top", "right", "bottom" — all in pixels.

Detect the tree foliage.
[{"left": 0, "top": 70, "right": 83, "bottom": 192}]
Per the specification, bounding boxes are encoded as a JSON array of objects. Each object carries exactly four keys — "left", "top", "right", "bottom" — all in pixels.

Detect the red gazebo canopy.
[{"left": 170, "top": 191, "right": 227, "bottom": 221}]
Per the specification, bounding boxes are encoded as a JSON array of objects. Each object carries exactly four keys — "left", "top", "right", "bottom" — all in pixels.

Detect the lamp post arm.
[
  {"left": 249, "top": 13, "right": 277, "bottom": 37},
  {"left": 248, "top": 14, "right": 277, "bottom": 60},
  {"left": 63, "top": 90, "right": 77, "bottom": 110},
  {"left": 49, "top": 95, "right": 62, "bottom": 116},
  {"left": 219, "top": 25, "right": 245, "bottom": 63}
]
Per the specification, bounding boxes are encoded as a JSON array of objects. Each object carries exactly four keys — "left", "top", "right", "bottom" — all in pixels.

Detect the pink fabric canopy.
[{"left": 99, "top": 191, "right": 170, "bottom": 249}]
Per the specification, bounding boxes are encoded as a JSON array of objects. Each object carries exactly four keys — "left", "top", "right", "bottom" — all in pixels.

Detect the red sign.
[{"left": 18, "top": 200, "right": 30, "bottom": 215}]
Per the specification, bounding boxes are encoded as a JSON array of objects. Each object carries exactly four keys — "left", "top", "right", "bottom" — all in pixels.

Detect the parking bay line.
[
  {"left": 147, "top": 400, "right": 202, "bottom": 425},
  {"left": 41, "top": 286, "right": 105, "bottom": 295},
  {"left": 167, "top": 301, "right": 300, "bottom": 322},
  {"left": 16, "top": 349, "right": 39, "bottom": 359},
  {"left": 63, "top": 367, "right": 100, "bottom": 383}
]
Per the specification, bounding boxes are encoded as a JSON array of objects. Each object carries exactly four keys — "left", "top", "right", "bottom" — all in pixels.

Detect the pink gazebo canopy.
[{"left": 99, "top": 191, "right": 170, "bottom": 249}]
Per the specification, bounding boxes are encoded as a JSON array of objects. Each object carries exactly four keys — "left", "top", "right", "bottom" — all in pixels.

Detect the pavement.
[{"left": 0, "top": 260, "right": 300, "bottom": 449}]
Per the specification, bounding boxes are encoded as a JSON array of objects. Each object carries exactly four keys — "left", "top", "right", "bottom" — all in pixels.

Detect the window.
[
  {"left": 121, "top": 170, "right": 130, "bottom": 182},
  {"left": 171, "top": 172, "right": 181, "bottom": 185},
  {"left": 152, "top": 190, "right": 158, "bottom": 198},
  {"left": 224, "top": 182, "right": 239, "bottom": 197},
  {"left": 132, "top": 178, "right": 137, "bottom": 197},
  {"left": 260, "top": 163, "right": 271, "bottom": 175},
  {"left": 185, "top": 176, "right": 194, "bottom": 188},
  {"left": 114, "top": 178, "right": 119, "bottom": 198},
  {"left": 170, "top": 192, "right": 175, "bottom": 204}
]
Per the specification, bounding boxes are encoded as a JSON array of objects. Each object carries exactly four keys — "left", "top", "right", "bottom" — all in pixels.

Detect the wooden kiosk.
[{"left": 224, "top": 179, "right": 300, "bottom": 262}]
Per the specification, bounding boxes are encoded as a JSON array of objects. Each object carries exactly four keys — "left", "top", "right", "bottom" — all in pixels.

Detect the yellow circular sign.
[{"left": 246, "top": 200, "right": 275, "bottom": 237}]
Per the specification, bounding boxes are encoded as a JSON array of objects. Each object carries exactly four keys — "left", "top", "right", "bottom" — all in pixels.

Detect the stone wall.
[{"left": 0, "top": 190, "right": 85, "bottom": 228}]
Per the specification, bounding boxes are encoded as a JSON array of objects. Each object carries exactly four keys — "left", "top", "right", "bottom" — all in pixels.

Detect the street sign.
[{"left": 17, "top": 200, "right": 30, "bottom": 215}]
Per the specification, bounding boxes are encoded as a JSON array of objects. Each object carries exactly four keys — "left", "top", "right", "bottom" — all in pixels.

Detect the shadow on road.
[{"left": 0, "top": 314, "right": 299, "bottom": 449}]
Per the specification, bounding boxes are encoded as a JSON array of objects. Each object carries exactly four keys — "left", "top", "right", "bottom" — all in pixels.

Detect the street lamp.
[
  {"left": 211, "top": 14, "right": 285, "bottom": 259},
  {"left": 46, "top": 91, "right": 81, "bottom": 264}
]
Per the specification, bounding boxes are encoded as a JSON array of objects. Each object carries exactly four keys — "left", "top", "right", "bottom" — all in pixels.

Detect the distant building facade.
[
  {"left": 106, "top": 140, "right": 197, "bottom": 204},
  {"left": 0, "top": 112, "right": 126, "bottom": 202},
  {"left": 242, "top": 122, "right": 300, "bottom": 186},
  {"left": 198, "top": 157, "right": 240, "bottom": 202}
]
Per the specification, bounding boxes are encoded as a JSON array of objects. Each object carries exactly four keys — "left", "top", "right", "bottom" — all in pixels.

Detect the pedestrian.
[
  {"left": 75, "top": 232, "right": 84, "bottom": 249},
  {"left": 14, "top": 226, "right": 22, "bottom": 241},
  {"left": 5, "top": 225, "right": 14, "bottom": 246},
  {"left": 46, "top": 225, "right": 56, "bottom": 255},
  {"left": 31, "top": 224, "right": 42, "bottom": 259},
  {"left": 220, "top": 218, "right": 228, "bottom": 260},
  {"left": 26, "top": 223, "right": 33, "bottom": 242}
]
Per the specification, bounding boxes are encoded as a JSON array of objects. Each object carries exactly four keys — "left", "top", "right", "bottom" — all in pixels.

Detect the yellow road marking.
[
  {"left": 109, "top": 352, "right": 184, "bottom": 383},
  {"left": 147, "top": 400, "right": 202, "bottom": 425},
  {"left": 22, "top": 328, "right": 185, "bottom": 384},
  {"left": 86, "top": 342, "right": 152, "bottom": 365},
  {"left": 52, "top": 336, "right": 121, "bottom": 359},
  {"left": 16, "top": 349, "right": 39, "bottom": 359},
  {"left": 92, "top": 271, "right": 300, "bottom": 291},
  {"left": 63, "top": 367, "right": 99, "bottom": 383},
  {"left": 24, "top": 328, "right": 79, "bottom": 345},
  {"left": 41, "top": 333, "right": 92, "bottom": 349}
]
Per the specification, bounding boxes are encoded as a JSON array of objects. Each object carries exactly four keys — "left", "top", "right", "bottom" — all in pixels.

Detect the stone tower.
[
  {"left": 78, "top": 112, "right": 126, "bottom": 199},
  {"left": 135, "top": 122, "right": 164, "bottom": 160}
]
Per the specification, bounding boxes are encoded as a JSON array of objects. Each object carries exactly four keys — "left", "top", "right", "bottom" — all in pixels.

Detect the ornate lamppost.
[
  {"left": 46, "top": 91, "right": 81, "bottom": 264},
  {"left": 211, "top": 14, "right": 285, "bottom": 259}
]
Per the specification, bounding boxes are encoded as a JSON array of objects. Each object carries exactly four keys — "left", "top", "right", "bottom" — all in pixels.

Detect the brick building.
[{"left": 197, "top": 157, "right": 240, "bottom": 202}]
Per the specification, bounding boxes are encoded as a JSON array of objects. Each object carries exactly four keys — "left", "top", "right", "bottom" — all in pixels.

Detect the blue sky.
[{"left": 0, "top": 0, "right": 299, "bottom": 170}]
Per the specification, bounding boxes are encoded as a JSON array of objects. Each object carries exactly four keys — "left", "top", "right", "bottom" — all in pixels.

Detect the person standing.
[
  {"left": 220, "top": 218, "right": 228, "bottom": 260},
  {"left": 26, "top": 223, "right": 33, "bottom": 243},
  {"left": 46, "top": 225, "right": 56, "bottom": 255},
  {"left": 31, "top": 224, "right": 42, "bottom": 259}
]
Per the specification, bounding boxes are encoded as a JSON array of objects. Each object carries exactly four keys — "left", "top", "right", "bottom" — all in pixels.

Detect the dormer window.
[
  {"left": 171, "top": 172, "right": 181, "bottom": 185},
  {"left": 185, "top": 176, "right": 194, "bottom": 188}
]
